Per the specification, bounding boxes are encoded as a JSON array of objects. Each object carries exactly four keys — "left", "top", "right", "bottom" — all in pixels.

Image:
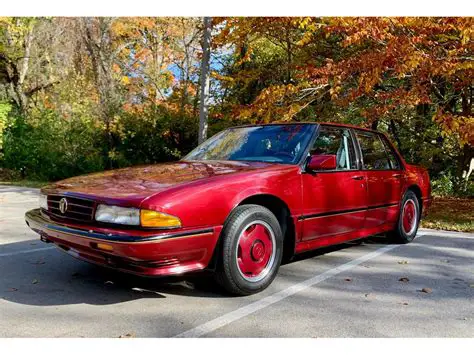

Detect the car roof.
[{"left": 231, "top": 121, "right": 379, "bottom": 134}]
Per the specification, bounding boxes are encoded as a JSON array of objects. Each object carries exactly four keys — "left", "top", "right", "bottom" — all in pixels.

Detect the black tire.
[
  {"left": 389, "top": 190, "right": 420, "bottom": 244},
  {"left": 215, "top": 204, "right": 283, "bottom": 296}
]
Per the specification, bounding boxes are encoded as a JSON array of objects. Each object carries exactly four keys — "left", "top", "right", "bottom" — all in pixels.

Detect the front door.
[
  {"left": 354, "top": 130, "right": 402, "bottom": 229},
  {"left": 301, "top": 126, "right": 368, "bottom": 240}
]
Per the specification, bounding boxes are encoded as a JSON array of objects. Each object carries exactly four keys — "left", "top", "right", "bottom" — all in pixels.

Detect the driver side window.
[{"left": 310, "top": 127, "right": 357, "bottom": 170}]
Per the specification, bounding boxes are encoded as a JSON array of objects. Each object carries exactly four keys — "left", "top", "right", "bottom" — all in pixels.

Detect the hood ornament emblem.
[{"left": 59, "top": 198, "right": 68, "bottom": 214}]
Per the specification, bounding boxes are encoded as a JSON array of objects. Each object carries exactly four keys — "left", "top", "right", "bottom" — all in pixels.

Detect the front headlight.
[
  {"left": 94, "top": 204, "right": 181, "bottom": 228},
  {"left": 95, "top": 204, "right": 140, "bottom": 226},
  {"left": 39, "top": 194, "right": 48, "bottom": 210}
]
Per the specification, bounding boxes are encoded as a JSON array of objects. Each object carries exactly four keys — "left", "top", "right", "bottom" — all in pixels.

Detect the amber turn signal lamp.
[
  {"left": 95, "top": 243, "right": 114, "bottom": 251},
  {"left": 140, "top": 210, "right": 181, "bottom": 228}
]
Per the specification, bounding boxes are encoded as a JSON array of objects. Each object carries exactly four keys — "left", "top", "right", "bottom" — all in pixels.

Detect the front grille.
[{"left": 47, "top": 195, "right": 95, "bottom": 223}]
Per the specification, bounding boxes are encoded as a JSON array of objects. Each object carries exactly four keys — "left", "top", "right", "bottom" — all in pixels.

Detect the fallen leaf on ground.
[
  {"left": 7, "top": 288, "right": 18, "bottom": 292},
  {"left": 119, "top": 332, "right": 135, "bottom": 338},
  {"left": 399, "top": 277, "right": 410, "bottom": 282},
  {"left": 32, "top": 279, "right": 38, "bottom": 284},
  {"left": 420, "top": 287, "right": 432, "bottom": 293},
  {"left": 398, "top": 261, "right": 409, "bottom": 264}
]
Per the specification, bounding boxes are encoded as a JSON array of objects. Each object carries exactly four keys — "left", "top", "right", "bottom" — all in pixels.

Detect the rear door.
[
  {"left": 353, "top": 130, "right": 402, "bottom": 229},
  {"left": 301, "top": 126, "right": 368, "bottom": 240}
]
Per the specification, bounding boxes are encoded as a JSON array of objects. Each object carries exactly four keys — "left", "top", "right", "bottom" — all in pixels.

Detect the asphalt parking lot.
[{"left": 1, "top": 185, "right": 473, "bottom": 337}]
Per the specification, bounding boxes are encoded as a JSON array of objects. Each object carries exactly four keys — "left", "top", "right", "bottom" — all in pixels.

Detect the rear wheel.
[
  {"left": 215, "top": 204, "right": 283, "bottom": 295},
  {"left": 390, "top": 190, "right": 420, "bottom": 243}
]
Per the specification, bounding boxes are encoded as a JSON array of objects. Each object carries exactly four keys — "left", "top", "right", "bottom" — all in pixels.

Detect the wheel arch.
[
  {"left": 207, "top": 193, "right": 297, "bottom": 270},
  {"left": 237, "top": 194, "right": 296, "bottom": 262},
  {"left": 406, "top": 184, "right": 423, "bottom": 216}
]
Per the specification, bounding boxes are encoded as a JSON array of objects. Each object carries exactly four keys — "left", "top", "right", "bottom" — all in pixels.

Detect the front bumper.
[{"left": 25, "top": 209, "right": 222, "bottom": 276}]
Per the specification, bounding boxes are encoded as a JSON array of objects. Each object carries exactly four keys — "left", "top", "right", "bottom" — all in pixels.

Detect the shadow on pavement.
[
  {"left": 0, "top": 235, "right": 393, "bottom": 306},
  {"left": 4, "top": 232, "right": 470, "bottom": 309}
]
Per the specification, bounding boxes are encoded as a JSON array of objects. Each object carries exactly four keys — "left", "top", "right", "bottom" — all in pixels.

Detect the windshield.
[{"left": 183, "top": 124, "right": 316, "bottom": 164}]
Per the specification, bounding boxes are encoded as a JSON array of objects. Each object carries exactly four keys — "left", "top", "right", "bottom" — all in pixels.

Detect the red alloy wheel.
[
  {"left": 402, "top": 200, "right": 417, "bottom": 235},
  {"left": 236, "top": 220, "right": 276, "bottom": 282}
]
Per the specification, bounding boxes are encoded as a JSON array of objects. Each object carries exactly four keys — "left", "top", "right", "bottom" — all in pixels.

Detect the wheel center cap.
[{"left": 251, "top": 240, "right": 265, "bottom": 262}]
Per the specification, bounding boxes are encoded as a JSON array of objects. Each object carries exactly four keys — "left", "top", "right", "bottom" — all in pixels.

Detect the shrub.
[
  {"left": 431, "top": 171, "right": 474, "bottom": 198},
  {"left": 1, "top": 109, "right": 105, "bottom": 181}
]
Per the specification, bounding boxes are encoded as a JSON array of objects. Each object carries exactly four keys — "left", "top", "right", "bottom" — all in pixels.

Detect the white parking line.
[
  {"left": 175, "top": 229, "right": 474, "bottom": 338},
  {"left": 175, "top": 244, "right": 399, "bottom": 338},
  {"left": 0, "top": 246, "right": 56, "bottom": 257},
  {"left": 418, "top": 229, "right": 474, "bottom": 239}
]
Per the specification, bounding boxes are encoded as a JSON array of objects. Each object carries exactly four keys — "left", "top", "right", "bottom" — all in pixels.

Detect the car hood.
[{"left": 41, "top": 160, "right": 286, "bottom": 201}]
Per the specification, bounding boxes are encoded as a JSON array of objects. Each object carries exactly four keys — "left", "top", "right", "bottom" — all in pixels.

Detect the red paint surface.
[
  {"left": 27, "top": 122, "right": 432, "bottom": 277},
  {"left": 307, "top": 154, "right": 337, "bottom": 170},
  {"left": 237, "top": 223, "right": 273, "bottom": 278}
]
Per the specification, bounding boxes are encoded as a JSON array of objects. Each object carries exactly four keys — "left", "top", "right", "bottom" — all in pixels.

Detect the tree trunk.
[
  {"left": 458, "top": 144, "right": 474, "bottom": 182},
  {"left": 285, "top": 26, "right": 292, "bottom": 84},
  {"left": 389, "top": 119, "right": 403, "bottom": 152},
  {"left": 80, "top": 17, "right": 117, "bottom": 169},
  {"left": 198, "top": 17, "right": 212, "bottom": 145},
  {"left": 0, "top": 24, "right": 34, "bottom": 114},
  {"left": 457, "top": 88, "right": 473, "bottom": 183}
]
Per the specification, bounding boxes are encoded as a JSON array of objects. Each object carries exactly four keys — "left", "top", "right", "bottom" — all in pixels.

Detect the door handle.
[
  {"left": 392, "top": 173, "right": 402, "bottom": 178},
  {"left": 351, "top": 175, "right": 365, "bottom": 180}
]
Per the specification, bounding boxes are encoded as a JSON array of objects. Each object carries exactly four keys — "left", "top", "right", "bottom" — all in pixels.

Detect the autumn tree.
[
  {"left": 0, "top": 16, "right": 472, "bottom": 195},
  {"left": 213, "top": 17, "right": 473, "bottom": 185},
  {"left": 0, "top": 17, "right": 70, "bottom": 113}
]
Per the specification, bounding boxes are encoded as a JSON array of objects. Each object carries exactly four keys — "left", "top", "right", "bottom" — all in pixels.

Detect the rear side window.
[
  {"left": 355, "top": 131, "right": 392, "bottom": 170},
  {"left": 310, "top": 126, "right": 357, "bottom": 170},
  {"left": 380, "top": 135, "right": 401, "bottom": 170}
]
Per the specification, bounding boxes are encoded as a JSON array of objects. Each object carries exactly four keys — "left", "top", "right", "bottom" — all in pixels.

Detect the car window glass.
[
  {"left": 380, "top": 135, "right": 401, "bottom": 170},
  {"left": 310, "top": 127, "right": 357, "bottom": 170},
  {"left": 184, "top": 124, "right": 315, "bottom": 164},
  {"left": 356, "top": 131, "right": 391, "bottom": 170}
]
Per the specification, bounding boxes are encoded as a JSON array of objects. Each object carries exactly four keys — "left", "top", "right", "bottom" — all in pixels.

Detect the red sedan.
[{"left": 25, "top": 123, "right": 431, "bottom": 295}]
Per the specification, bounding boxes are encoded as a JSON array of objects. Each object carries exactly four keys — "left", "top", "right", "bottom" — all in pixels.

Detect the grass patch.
[
  {"left": 422, "top": 197, "right": 473, "bottom": 233},
  {"left": 0, "top": 168, "right": 47, "bottom": 188},
  {"left": 0, "top": 180, "right": 47, "bottom": 188}
]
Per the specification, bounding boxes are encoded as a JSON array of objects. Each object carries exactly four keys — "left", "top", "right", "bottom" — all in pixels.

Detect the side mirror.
[{"left": 306, "top": 154, "right": 337, "bottom": 171}]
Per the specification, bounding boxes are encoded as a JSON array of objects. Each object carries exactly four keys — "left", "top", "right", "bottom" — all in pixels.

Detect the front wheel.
[
  {"left": 389, "top": 190, "right": 420, "bottom": 243},
  {"left": 215, "top": 204, "right": 283, "bottom": 295}
]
